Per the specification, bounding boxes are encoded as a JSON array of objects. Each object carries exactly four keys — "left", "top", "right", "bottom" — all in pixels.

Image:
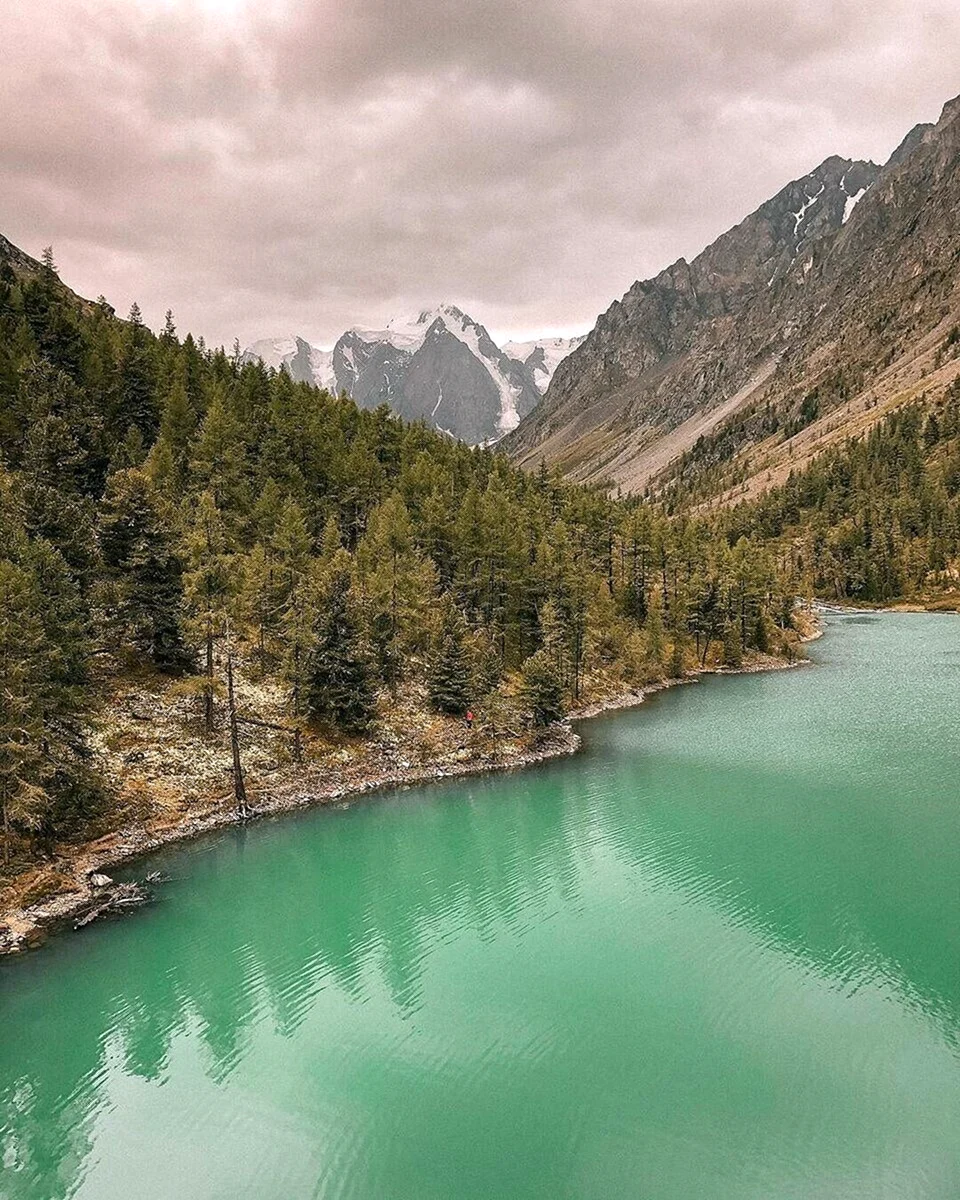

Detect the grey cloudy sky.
[{"left": 3, "top": 0, "right": 958, "bottom": 348}]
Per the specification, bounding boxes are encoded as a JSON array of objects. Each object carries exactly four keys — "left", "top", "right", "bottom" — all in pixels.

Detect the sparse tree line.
[{"left": 0, "top": 249, "right": 797, "bottom": 861}]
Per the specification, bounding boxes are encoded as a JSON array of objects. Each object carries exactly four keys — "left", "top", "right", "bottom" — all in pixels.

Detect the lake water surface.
[{"left": 2, "top": 614, "right": 960, "bottom": 1199}]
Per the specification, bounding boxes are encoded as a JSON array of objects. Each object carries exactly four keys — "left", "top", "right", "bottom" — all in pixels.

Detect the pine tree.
[
  {"left": 722, "top": 620, "right": 743, "bottom": 668},
  {"left": 0, "top": 488, "right": 99, "bottom": 857},
  {"left": 272, "top": 497, "right": 311, "bottom": 603},
  {"left": 115, "top": 305, "right": 158, "bottom": 447},
  {"left": 281, "top": 570, "right": 314, "bottom": 717},
  {"left": 645, "top": 590, "right": 665, "bottom": 668},
  {"left": 17, "top": 363, "right": 100, "bottom": 581},
  {"left": 239, "top": 542, "right": 278, "bottom": 671},
  {"left": 158, "top": 375, "right": 196, "bottom": 480},
  {"left": 586, "top": 578, "right": 622, "bottom": 668},
  {"left": 357, "top": 491, "right": 434, "bottom": 687},
  {"left": 99, "top": 469, "right": 193, "bottom": 673},
  {"left": 669, "top": 634, "right": 687, "bottom": 679},
  {"left": 306, "top": 565, "right": 375, "bottom": 734},
  {"left": 428, "top": 597, "right": 471, "bottom": 716},
  {"left": 191, "top": 381, "right": 248, "bottom": 513}
]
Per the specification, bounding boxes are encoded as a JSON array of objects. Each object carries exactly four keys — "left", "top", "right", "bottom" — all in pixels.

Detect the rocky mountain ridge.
[{"left": 505, "top": 96, "right": 960, "bottom": 501}]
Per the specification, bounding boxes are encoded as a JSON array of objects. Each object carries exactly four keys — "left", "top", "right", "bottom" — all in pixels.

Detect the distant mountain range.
[
  {"left": 505, "top": 95, "right": 960, "bottom": 503},
  {"left": 244, "top": 307, "right": 584, "bottom": 445}
]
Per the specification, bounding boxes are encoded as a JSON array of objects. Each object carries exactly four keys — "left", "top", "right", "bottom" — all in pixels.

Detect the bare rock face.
[
  {"left": 0, "top": 233, "right": 41, "bottom": 274},
  {"left": 505, "top": 94, "right": 960, "bottom": 493}
]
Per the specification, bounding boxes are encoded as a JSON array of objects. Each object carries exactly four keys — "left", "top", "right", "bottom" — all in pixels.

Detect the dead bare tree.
[{"left": 225, "top": 626, "right": 249, "bottom": 821}]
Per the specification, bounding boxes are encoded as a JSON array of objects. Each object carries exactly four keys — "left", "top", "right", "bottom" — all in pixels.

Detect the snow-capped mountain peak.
[
  {"left": 242, "top": 336, "right": 335, "bottom": 391},
  {"left": 244, "top": 308, "right": 584, "bottom": 445},
  {"left": 334, "top": 303, "right": 536, "bottom": 441}
]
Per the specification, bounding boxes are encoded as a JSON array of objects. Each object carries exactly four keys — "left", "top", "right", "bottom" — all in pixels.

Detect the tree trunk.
[
  {"left": 226, "top": 650, "right": 248, "bottom": 820},
  {"left": 204, "top": 613, "right": 215, "bottom": 733}
]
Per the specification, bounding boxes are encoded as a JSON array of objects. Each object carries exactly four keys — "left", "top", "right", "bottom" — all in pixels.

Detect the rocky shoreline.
[
  {"left": 0, "top": 725, "right": 578, "bottom": 956},
  {"left": 0, "top": 648, "right": 813, "bottom": 958}
]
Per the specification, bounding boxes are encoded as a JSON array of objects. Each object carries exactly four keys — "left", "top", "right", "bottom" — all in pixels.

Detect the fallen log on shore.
[{"left": 73, "top": 880, "right": 152, "bottom": 930}]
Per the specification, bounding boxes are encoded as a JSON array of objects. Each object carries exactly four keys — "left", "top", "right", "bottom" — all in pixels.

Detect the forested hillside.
[
  {"left": 0, "top": 240, "right": 800, "bottom": 876},
  {"left": 712, "top": 383, "right": 960, "bottom": 605}
]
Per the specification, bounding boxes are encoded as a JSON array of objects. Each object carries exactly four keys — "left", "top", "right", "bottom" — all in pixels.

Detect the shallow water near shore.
[{"left": 2, "top": 613, "right": 960, "bottom": 1199}]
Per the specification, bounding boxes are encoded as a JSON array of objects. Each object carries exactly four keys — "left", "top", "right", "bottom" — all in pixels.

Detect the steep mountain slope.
[
  {"left": 246, "top": 306, "right": 551, "bottom": 445},
  {"left": 505, "top": 154, "right": 879, "bottom": 482},
  {"left": 507, "top": 96, "right": 960, "bottom": 499},
  {"left": 0, "top": 234, "right": 42, "bottom": 275}
]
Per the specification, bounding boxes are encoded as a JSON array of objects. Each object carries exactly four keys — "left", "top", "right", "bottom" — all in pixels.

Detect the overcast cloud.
[{"left": 3, "top": 0, "right": 958, "bottom": 347}]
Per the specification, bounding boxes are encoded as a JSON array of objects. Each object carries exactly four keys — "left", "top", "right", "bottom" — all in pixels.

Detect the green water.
[{"left": 2, "top": 614, "right": 960, "bottom": 1199}]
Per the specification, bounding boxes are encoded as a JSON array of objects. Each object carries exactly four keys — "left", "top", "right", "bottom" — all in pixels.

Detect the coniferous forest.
[
  {"left": 718, "top": 383, "right": 960, "bottom": 604},
  {"left": 0, "top": 247, "right": 806, "bottom": 871}
]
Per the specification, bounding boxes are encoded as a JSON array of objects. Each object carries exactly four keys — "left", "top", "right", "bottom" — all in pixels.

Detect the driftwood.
[{"left": 73, "top": 881, "right": 152, "bottom": 930}]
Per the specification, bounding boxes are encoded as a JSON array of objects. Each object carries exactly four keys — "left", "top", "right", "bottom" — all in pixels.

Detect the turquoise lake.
[{"left": 2, "top": 613, "right": 959, "bottom": 1199}]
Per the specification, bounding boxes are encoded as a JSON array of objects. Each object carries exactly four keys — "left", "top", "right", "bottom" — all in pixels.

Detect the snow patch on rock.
[{"left": 842, "top": 186, "right": 870, "bottom": 224}]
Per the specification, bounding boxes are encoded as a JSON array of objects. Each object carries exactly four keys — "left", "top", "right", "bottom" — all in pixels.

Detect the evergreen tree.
[
  {"left": 157, "top": 375, "right": 195, "bottom": 482},
  {"left": 306, "top": 565, "right": 375, "bottom": 734},
  {"left": 114, "top": 304, "right": 158, "bottom": 448},
  {"left": 239, "top": 542, "right": 278, "bottom": 671},
  {"left": 428, "top": 597, "right": 471, "bottom": 716},
  {"left": 722, "top": 620, "right": 743, "bottom": 668},
  {"left": 281, "top": 569, "right": 315, "bottom": 718},
  {"left": 0, "top": 486, "right": 100, "bottom": 857},
  {"left": 0, "top": 559, "right": 54, "bottom": 858},
  {"left": 645, "top": 590, "right": 666, "bottom": 668},
  {"left": 99, "top": 468, "right": 193, "bottom": 673},
  {"left": 191, "top": 382, "right": 248, "bottom": 514},
  {"left": 357, "top": 491, "right": 434, "bottom": 687}
]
